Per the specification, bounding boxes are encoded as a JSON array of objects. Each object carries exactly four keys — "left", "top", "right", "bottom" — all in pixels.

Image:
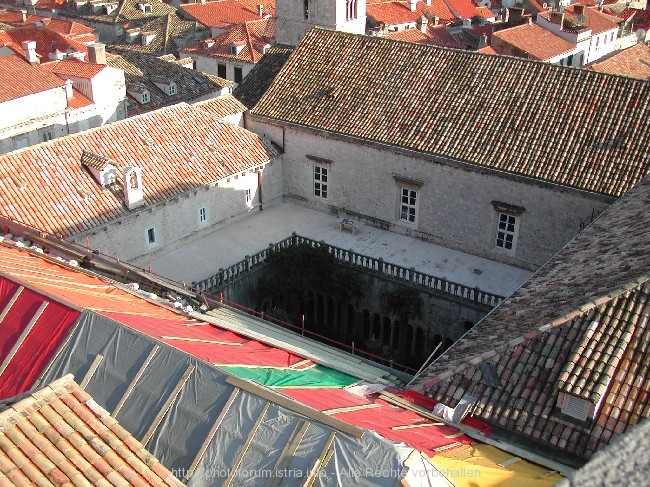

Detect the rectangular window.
[
  {"left": 199, "top": 207, "right": 206, "bottom": 222},
  {"left": 234, "top": 66, "right": 243, "bottom": 83},
  {"left": 314, "top": 166, "right": 328, "bottom": 199},
  {"left": 400, "top": 187, "right": 417, "bottom": 223},
  {"left": 245, "top": 188, "right": 253, "bottom": 205},
  {"left": 495, "top": 213, "right": 517, "bottom": 251},
  {"left": 147, "top": 227, "right": 156, "bottom": 244},
  {"left": 40, "top": 130, "right": 53, "bottom": 142},
  {"left": 217, "top": 63, "right": 226, "bottom": 78}
]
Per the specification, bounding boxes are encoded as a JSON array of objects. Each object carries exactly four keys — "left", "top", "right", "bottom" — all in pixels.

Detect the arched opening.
[
  {"left": 362, "top": 309, "right": 370, "bottom": 340},
  {"left": 372, "top": 313, "right": 381, "bottom": 340},
  {"left": 316, "top": 293, "right": 324, "bottom": 326},
  {"left": 346, "top": 304, "right": 355, "bottom": 335},
  {"left": 326, "top": 297, "right": 335, "bottom": 328},
  {"left": 414, "top": 327, "right": 425, "bottom": 357}
]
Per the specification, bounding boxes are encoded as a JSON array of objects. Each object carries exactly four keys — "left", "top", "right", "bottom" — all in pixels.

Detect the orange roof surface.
[
  {"left": 618, "top": 8, "right": 650, "bottom": 33},
  {"left": 67, "top": 89, "right": 94, "bottom": 109},
  {"left": 492, "top": 22, "right": 576, "bottom": 60},
  {"left": 48, "top": 58, "right": 107, "bottom": 78},
  {"left": 41, "top": 17, "right": 97, "bottom": 44},
  {"left": 367, "top": 1, "right": 455, "bottom": 25},
  {"left": 0, "top": 55, "right": 65, "bottom": 103},
  {"left": 0, "top": 8, "right": 46, "bottom": 26},
  {"left": 0, "top": 375, "right": 183, "bottom": 487},
  {"left": 180, "top": 0, "right": 274, "bottom": 29},
  {"left": 0, "top": 104, "right": 280, "bottom": 238},
  {"left": 444, "top": 0, "right": 494, "bottom": 19},
  {"left": 182, "top": 18, "right": 274, "bottom": 63},
  {"left": 0, "top": 25, "right": 89, "bottom": 61},
  {"left": 590, "top": 43, "right": 650, "bottom": 80}
]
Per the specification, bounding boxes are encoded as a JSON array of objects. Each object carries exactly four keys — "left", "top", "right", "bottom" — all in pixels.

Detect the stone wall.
[
  {"left": 247, "top": 119, "right": 612, "bottom": 270},
  {"left": 72, "top": 160, "right": 283, "bottom": 268}
]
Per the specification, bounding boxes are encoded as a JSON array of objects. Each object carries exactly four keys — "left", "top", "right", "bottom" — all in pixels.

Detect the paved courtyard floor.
[{"left": 133, "top": 201, "right": 533, "bottom": 298}]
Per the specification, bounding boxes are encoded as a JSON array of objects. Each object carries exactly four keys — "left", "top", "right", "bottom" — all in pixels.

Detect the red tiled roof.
[
  {"left": 41, "top": 18, "right": 97, "bottom": 44},
  {"left": 567, "top": 5, "right": 620, "bottom": 35},
  {"left": 48, "top": 58, "right": 107, "bottom": 78},
  {"left": 0, "top": 25, "right": 89, "bottom": 61},
  {"left": 444, "top": 0, "right": 493, "bottom": 19},
  {"left": 411, "top": 173, "right": 650, "bottom": 460},
  {"left": 181, "top": 18, "right": 274, "bottom": 63},
  {"left": 366, "top": 1, "right": 455, "bottom": 26},
  {"left": 589, "top": 43, "right": 650, "bottom": 80},
  {"left": 193, "top": 94, "right": 247, "bottom": 118},
  {"left": 252, "top": 29, "right": 650, "bottom": 198},
  {"left": 492, "top": 22, "right": 576, "bottom": 60},
  {"left": 0, "top": 375, "right": 183, "bottom": 487},
  {"left": 476, "top": 44, "right": 497, "bottom": 54},
  {"left": 0, "top": 55, "right": 65, "bottom": 103},
  {"left": 0, "top": 104, "right": 280, "bottom": 238},
  {"left": 0, "top": 9, "right": 46, "bottom": 26},
  {"left": 618, "top": 8, "right": 650, "bottom": 32},
  {"left": 180, "top": 0, "right": 273, "bottom": 29},
  {"left": 67, "top": 89, "right": 94, "bottom": 109}
]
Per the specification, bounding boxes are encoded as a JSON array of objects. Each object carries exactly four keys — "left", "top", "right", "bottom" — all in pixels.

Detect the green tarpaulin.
[{"left": 220, "top": 364, "right": 360, "bottom": 388}]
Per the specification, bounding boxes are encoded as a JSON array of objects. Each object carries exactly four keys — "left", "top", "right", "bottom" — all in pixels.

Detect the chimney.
[
  {"left": 508, "top": 7, "right": 524, "bottom": 24},
  {"left": 21, "top": 40, "right": 38, "bottom": 65},
  {"left": 462, "top": 18, "right": 472, "bottom": 28},
  {"left": 425, "top": 0, "right": 431, "bottom": 5},
  {"left": 64, "top": 79, "right": 73, "bottom": 99},
  {"left": 87, "top": 43, "right": 106, "bottom": 65},
  {"left": 574, "top": 5, "right": 585, "bottom": 16},
  {"left": 433, "top": 15, "right": 439, "bottom": 25},
  {"left": 478, "top": 33, "right": 488, "bottom": 48},
  {"left": 123, "top": 167, "right": 145, "bottom": 210},
  {"left": 550, "top": 11, "right": 564, "bottom": 26},
  {"left": 258, "top": 3, "right": 263, "bottom": 16},
  {"left": 417, "top": 15, "right": 428, "bottom": 33},
  {"left": 21, "top": 9, "right": 27, "bottom": 22},
  {"left": 409, "top": 0, "right": 417, "bottom": 12}
]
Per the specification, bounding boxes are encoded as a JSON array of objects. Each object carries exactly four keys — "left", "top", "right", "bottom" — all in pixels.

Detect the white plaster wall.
[
  {"left": 252, "top": 122, "right": 611, "bottom": 270},
  {"left": 73, "top": 160, "right": 284, "bottom": 264},
  {"left": 0, "top": 88, "right": 67, "bottom": 130},
  {"left": 586, "top": 28, "right": 618, "bottom": 64},
  {"left": 187, "top": 54, "right": 255, "bottom": 83}
]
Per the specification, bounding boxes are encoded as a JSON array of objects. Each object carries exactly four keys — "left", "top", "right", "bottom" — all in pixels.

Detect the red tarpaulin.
[{"left": 0, "top": 278, "right": 80, "bottom": 398}]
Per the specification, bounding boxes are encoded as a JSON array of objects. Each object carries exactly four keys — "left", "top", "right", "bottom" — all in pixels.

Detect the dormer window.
[
  {"left": 126, "top": 82, "right": 150, "bottom": 104},
  {"left": 137, "top": 2, "right": 152, "bottom": 13},
  {"left": 141, "top": 91, "right": 150, "bottom": 103},
  {"left": 203, "top": 39, "right": 215, "bottom": 49},
  {"left": 105, "top": 3, "right": 118, "bottom": 14},
  {"left": 141, "top": 32, "right": 156, "bottom": 45},
  {"left": 229, "top": 43, "right": 245, "bottom": 55},
  {"left": 152, "top": 77, "right": 177, "bottom": 96}
]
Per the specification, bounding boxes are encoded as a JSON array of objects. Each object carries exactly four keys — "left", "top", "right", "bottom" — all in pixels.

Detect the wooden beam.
[
  {"left": 113, "top": 345, "right": 160, "bottom": 417},
  {"left": 303, "top": 431, "right": 336, "bottom": 487},
  {"left": 0, "top": 301, "right": 48, "bottom": 376},
  {"left": 266, "top": 420, "right": 310, "bottom": 487},
  {"left": 226, "top": 375, "right": 364, "bottom": 438},
  {"left": 184, "top": 388, "right": 241, "bottom": 482},
  {"left": 142, "top": 364, "right": 195, "bottom": 446},
  {"left": 161, "top": 336, "right": 242, "bottom": 346},
  {"left": 391, "top": 423, "right": 443, "bottom": 431},
  {"left": 224, "top": 401, "right": 271, "bottom": 487},
  {"left": 322, "top": 403, "right": 381, "bottom": 415},
  {"left": 79, "top": 354, "right": 103, "bottom": 389},
  {"left": 0, "top": 285, "right": 23, "bottom": 323}
]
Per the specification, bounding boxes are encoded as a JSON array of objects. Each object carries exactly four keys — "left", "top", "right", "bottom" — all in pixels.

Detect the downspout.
[{"left": 257, "top": 169, "right": 263, "bottom": 211}]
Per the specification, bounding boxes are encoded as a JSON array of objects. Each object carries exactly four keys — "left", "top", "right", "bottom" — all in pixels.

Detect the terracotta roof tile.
[
  {"left": 107, "top": 51, "right": 227, "bottom": 115},
  {"left": 618, "top": 8, "right": 650, "bottom": 33},
  {"left": 0, "top": 103, "right": 280, "bottom": 238},
  {"left": 0, "top": 375, "right": 180, "bottom": 486},
  {"left": 366, "top": 1, "right": 455, "bottom": 26},
  {"left": 193, "top": 94, "right": 247, "bottom": 118},
  {"left": 444, "top": 0, "right": 494, "bottom": 19},
  {"left": 412, "top": 174, "right": 650, "bottom": 460},
  {"left": 180, "top": 0, "right": 274, "bottom": 29},
  {"left": 589, "top": 43, "right": 650, "bottom": 80},
  {"left": 48, "top": 58, "right": 107, "bottom": 78},
  {"left": 252, "top": 29, "right": 650, "bottom": 198},
  {"left": 233, "top": 43, "right": 294, "bottom": 108},
  {"left": 492, "top": 22, "right": 576, "bottom": 60},
  {"left": 0, "top": 55, "right": 65, "bottom": 103},
  {"left": 0, "top": 25, "right": 89, "bottom": 61},
  {"left": 181, "top": 18, "right": 275, "bottom": 64}
]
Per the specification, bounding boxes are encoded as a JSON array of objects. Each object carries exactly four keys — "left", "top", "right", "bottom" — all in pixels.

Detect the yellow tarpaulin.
[{"left": 425, "top": 444, "right": 564, "bottom": 487}]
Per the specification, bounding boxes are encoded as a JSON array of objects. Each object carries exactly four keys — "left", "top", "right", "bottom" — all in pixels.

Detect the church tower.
[{"left": 276, "top": 0, "right": 366, "bottom": 46}]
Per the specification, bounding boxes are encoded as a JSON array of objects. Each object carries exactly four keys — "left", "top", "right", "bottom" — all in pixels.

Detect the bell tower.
[{"left": 276, "top": 0, "right": 366, "bottom": 45}]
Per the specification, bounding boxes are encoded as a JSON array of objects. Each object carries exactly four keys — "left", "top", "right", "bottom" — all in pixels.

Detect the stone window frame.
[
  {"left": 308, "top": 155, "right": 332, "bottom": 200},
  {"left": 492, "top": 201, "right": 525, "bottom": 255},
  {"left": 245, "top": 188, "right": 253, "bottom": 205},
  {"left": 393, "top": 175, "right": 423, "bottom": 227},
  {"left": 198, "top": 206, "right": 207, "bottom": 223},
  {"left": 146, "top": 226, "right": 156, "bottom": 245}
]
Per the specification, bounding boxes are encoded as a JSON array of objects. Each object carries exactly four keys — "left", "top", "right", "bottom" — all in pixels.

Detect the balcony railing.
[{"left": 194, "top": 233, "right": 504, "bottom": 308}]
